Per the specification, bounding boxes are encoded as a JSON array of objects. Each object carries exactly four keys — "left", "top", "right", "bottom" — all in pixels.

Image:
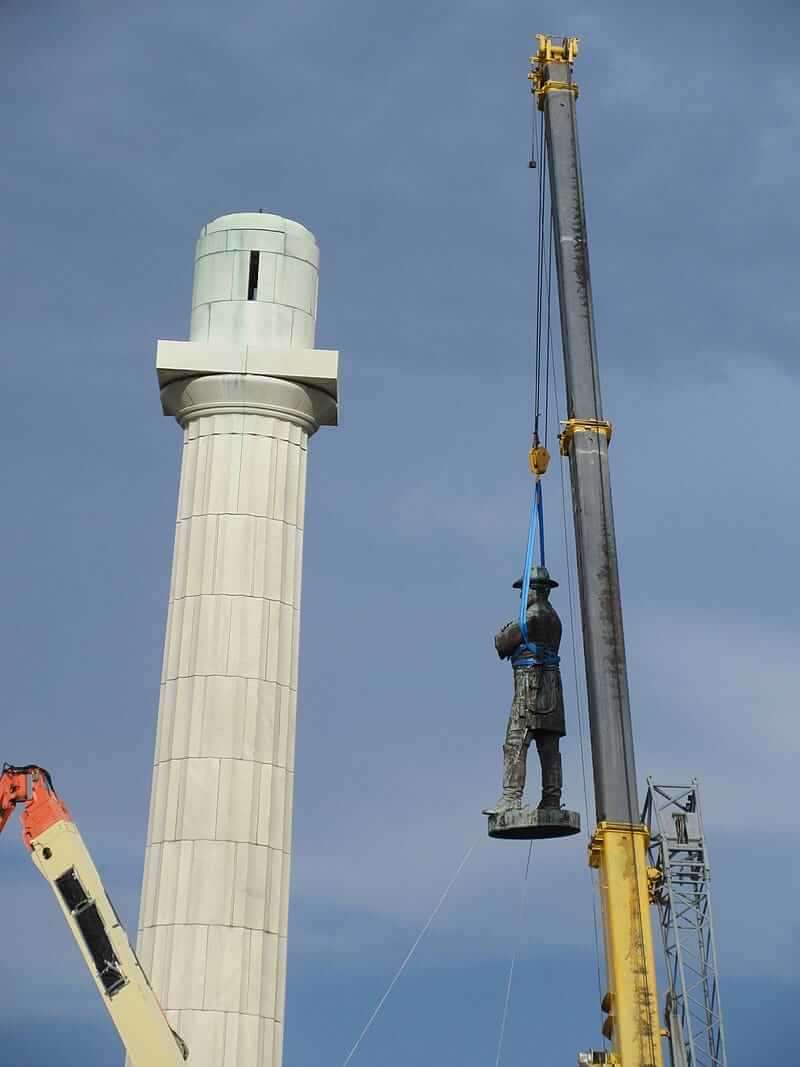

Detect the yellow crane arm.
[{"left": 589, "top": 823, "right": 663, "bottom": 1065}]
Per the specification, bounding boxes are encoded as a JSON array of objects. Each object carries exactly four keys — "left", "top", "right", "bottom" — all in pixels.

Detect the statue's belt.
[{"left": 511, "top": 653, "right": 560, "bottom": 669}]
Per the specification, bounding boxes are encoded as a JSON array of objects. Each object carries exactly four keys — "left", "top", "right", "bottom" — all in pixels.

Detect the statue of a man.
[{"left": 488, "top": 565, "right": 565, "bottom": 813}]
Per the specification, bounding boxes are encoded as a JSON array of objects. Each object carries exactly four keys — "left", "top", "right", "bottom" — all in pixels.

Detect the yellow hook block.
[{"left": 529, "top": 445, "right": 551, "bottom": 478}]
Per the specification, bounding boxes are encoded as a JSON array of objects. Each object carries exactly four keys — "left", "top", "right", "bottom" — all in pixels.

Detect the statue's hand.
[{"left": 495, "top": 623, "right": 521, "bottom": 660}]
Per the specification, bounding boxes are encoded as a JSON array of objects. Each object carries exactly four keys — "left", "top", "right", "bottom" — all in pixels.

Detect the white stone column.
[{"left": 132, "top": 214, "right": 338, "bottom": 1067}]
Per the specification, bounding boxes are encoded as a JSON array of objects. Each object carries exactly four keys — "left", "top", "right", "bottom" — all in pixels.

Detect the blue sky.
[{"left": 0, "top": 2, "right": 797, "bottom": 1064}]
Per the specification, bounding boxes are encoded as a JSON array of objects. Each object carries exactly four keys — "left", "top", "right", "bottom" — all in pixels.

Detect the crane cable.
[
  {"left": 516, "top": 106, "right": 555, "bottom": 664},
  {"left": 493, "top": 108, "right": 566, "bottom": 1067},
  {"left": 533, "top": 104, "right": 550, "bottom": 447},
  {"left": 522, "top": 96, "right": 608, "bottom": 1048}
]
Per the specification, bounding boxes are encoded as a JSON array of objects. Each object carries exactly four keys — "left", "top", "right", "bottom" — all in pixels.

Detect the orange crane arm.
[
  {"left": 0, "top": 763, "right": 72, "bottom": 846},
  {"left": 0, "top": 762, "right": 187, "bottom": 1066}
]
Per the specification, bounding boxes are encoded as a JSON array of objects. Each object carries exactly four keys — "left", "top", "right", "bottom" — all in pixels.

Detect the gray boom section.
[{"left": 542, "top": 59, "right": 639, "bottom": 823}]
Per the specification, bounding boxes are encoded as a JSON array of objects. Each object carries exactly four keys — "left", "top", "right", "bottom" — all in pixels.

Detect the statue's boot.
[
  {"left": 536, "top": 734, "right": 563, "bottom": 810},
  {"left": 483, "top": 790, "right": 522, "bottom": 815},
  {"left": 483, "top": 739, "right": 527, "bottom": 814}
]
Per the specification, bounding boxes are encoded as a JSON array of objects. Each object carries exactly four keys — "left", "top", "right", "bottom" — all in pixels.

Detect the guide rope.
[
  {"left": 493, "top": 842, "right": 534, "bottom": 1067},
  {"left": 339, "top": 837, "right": 480, "bottom": 1067}
]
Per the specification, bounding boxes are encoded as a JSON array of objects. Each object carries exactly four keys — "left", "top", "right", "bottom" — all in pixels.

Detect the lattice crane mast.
[{"left": 643, "top": 780, "right": 728, "bottom": 1067}]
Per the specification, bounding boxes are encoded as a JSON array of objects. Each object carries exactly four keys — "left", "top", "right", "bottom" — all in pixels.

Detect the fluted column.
[{"left": 132, "top": 214, "right": 338, "bottom": 1067}]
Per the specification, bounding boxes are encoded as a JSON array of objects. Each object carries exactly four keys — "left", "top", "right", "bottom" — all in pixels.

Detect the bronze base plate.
[{"left": 486, "top": 806, "right": 581, "bottom": 840}]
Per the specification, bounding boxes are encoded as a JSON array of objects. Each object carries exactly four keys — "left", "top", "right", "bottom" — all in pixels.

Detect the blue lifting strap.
[{"left": 516, "top": 478, "right": 560, "bottom": 667}]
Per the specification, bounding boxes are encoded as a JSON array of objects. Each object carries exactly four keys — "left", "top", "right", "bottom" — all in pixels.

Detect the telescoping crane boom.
[
  {"left": 0, "top": 763, "right": 188, "bottom": 1066},
  {"left": 530, "top": 36, "right": 664, "bottom": 1066}
]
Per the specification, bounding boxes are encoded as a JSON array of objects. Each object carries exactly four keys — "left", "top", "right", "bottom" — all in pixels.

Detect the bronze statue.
[{"left": 488, "top": 564, "right": 565, "bottom": 813}]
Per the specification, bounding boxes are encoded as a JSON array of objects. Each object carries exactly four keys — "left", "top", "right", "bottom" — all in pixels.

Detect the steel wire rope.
[
  {"left": 339, "top": 836, "right": 481, "bottom": 1067},
  {"left": 529, "top": 90, "right": 538, "bottom": 169},
  {"left": 569, "top": 95, "right": 660, "bottom": 1065},
  {"left": 526, "top": 96, "right": 542, "bottom": 432},
  {"left": 543, "top": 192, "right": 554, "bottom": 447},
  {"left": 517, "top": 107, "right": 552, "bottom": 637},
  {"left": 505, "top": 105, "right": 607, "bottom": 1055},
  {"left": 518, "top": 105, "right": 551, "bottom": 617},
  {"left": 493, "top": 842, "right": 534, "bottom": 1067},
  {"left": 533, "top": 111, "right": 543, "bottom": 427},
  {"left": 547, "top": 294, "right": 606, "bottom": 1046},
  {"left": 533, "top": 109, "right": 548, "bottom": 441}
]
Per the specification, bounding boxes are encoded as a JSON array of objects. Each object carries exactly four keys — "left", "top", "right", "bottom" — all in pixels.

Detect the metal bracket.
[
  {"left": 559, "top": 418, "right": 613, "bottom": 456},
  {"left": 647, "top": 865, "right": 663, "bottom": 903},
  {"left": 588, "top": 820, "right": 649, "bottom": 869},
  {"left": 531, "top": 78, "right": 580, "bottom": 111},
  {"left": 529, "top": 34, "right": 580, "bottom": 110}
]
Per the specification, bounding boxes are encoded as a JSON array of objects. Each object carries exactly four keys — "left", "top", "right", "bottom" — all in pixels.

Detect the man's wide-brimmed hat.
[{"left": 513, "top": 564, "right": 559, "bottom": 590}]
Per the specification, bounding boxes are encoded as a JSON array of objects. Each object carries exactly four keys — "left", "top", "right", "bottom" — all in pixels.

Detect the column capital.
[
  {"left": 156, "top": 339, "right": 339, "bottom": 431},
  {"left": 157, "top": 341, "right": 338, "bottom": 399},
  {"left": 160, "top": 373, "right": 336, "bottom": 434}
]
